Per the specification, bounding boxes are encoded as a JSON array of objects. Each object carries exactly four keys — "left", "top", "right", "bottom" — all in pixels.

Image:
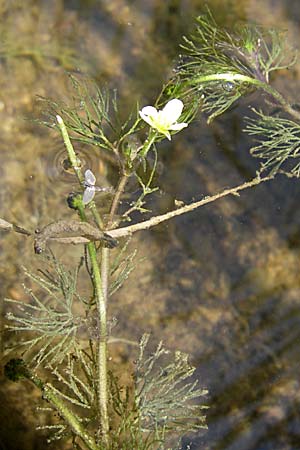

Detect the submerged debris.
[{"left": 34, "top": 220, "right": 118, "bottom": 253}]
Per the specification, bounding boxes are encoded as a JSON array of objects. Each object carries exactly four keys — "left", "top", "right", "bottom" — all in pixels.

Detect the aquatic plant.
[{"left": 2, "top": 10, "right": 300, "bottom": 449}]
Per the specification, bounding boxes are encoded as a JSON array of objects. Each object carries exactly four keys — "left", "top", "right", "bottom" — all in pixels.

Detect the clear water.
[{"left": 1, "top": 1, "right": 300, "bottom": 449}]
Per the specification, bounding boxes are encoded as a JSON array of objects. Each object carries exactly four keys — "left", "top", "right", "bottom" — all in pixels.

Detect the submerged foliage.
[
  {"left": 135, "top": 335, "right": 208, "bottom": 435},
  {"left": 167, "top": 11, "right": 296, "bottom": 122},
  {"left": 37, "top": 349, "right": 98, "bottom": 444},
  {"left": 179, "top": 13, "right": 295, "bottom": 82},
  {"left": 5, "top": 255, "right": 87, "bottom": 368},
  {"left": 246, "top": 110, "right": 300, "bottom": 176},
  {"left": 5, "top": 248, "right": 207, "bottom": 447},
  {"left": 37, "top": 75, "right": 141, "bottom": 167}
]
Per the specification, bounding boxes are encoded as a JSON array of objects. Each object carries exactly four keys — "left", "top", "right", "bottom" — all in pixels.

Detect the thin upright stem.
[
  {"left": 88, "top": 243, "right": 109, "bottom": 445},
  {"left": 101, "top": 247, "right": 110, "bottom": 302},
  {"left": 108, "top": 173, "right": 129, "bottom": 227},
  {"left": 57, "top": 115, "right": 109, "bottom": 445},
  {"left": 56, "top": 115, "right": 84, "bottom": 184},
  {"left": 139, "top": 130, "right": 157, "bottom": 158},
  {"left": 56, "top": 115, "right": 104, "bottom": 229}
]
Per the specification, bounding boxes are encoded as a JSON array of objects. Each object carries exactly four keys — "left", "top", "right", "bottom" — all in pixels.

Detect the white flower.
[{"left": 139, "top": 99, "right": 188, "bottom": 140}]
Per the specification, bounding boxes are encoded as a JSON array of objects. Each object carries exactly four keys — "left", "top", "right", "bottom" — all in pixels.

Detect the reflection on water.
[{"left": 1, "top": 0, "right": 300, "bottom": 449}]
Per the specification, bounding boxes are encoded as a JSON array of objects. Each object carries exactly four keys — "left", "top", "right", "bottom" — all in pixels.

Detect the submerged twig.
[
  {"left": 0, "top": 218, "right": 31, "bottom": 235},
  {"left": 33, "top": 220, "right": 118, "bottom": 254},
  {"left": 0, "top": 174, "right": 275, "bottom": 250},
  {"left": 108, "top": 173, "right": 274, "bottom": 238}
]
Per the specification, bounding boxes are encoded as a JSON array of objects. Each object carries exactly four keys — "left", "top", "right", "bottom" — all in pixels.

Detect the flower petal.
[
  {"left": 139, "top": 113, "right": 152, "bottom": 127},
  {"left": 139, "top": 106, "right": 159, "bottom": 127},
  {"left": 161, "top": 130, "right": 171, "bottom": 140},
  {"left": 140, "top": 106, "right": 158, "bottom": 118},
  {"left": 169, "top": 122, "right": 188, "bottom": 131},
  {"left": 161, "top": 99, "right": 184, "bottom": 125}
]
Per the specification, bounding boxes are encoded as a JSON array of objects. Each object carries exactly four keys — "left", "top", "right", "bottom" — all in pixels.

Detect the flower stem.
[{"left": 139, "top": 130, "right": 157, "bottom": 158}]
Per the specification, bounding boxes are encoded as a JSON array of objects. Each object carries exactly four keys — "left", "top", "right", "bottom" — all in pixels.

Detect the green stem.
[
  {"left": 78, "top": 203, "right": 109, "bottom": 443},
  {"left": 23, "top": 369, "right": 99, "bottom": 450},
  {"left": 101, "top": 247, "right": 110, "bottom": 302},
  {"left": 56, "top": 115, "right": 84, "bottom": 184},
  {"left": 43, "top": 384, "right": 99, "bottom": 450},
  {"left": 56, "top": 115, "right": 104, "bottom": 229},
  {"left": 192, "top": 73, "right": 300, "bottom": 122},
  {"left": 88, "top": 242, "right": 109, "bottom": 445},
  {"left": 139, "top": 130, "right": 157, "bottom": 158},
  {"left": 91, "top": 205, "right": 104, "bottom": 229},
  {"left": 57, "top": 115, "right": 109, "bottom": 445}
]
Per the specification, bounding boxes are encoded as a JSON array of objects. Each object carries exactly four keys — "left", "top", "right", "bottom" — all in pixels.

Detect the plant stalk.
[
  {"left": 88, "top": 242, "right": 109, "bottom": 445},
  {"left": 139, "top": 130, "right": 157, "bottom": 158},
  {"left": 192, "top": 73, "right": 300, "bottom": 122},
  {"left": 43, "top": 382, "right": 99, "bottom": 450},
  {"left": 57, "top": 115, "right": 109, "bottom": 446},
  {"left": 56, "top": 115, "right": 84, "bottom": 183},
  {"left": 15, "top": 364, "right": 99, "bottom": 450},
  {"left": 108, "top": 173, "right": 130, "bottom": 227}
]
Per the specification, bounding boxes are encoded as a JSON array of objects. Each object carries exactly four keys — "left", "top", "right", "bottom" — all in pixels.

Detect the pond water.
[{"left": 1, "top": 1, "right": 300, "bottom": 449}]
